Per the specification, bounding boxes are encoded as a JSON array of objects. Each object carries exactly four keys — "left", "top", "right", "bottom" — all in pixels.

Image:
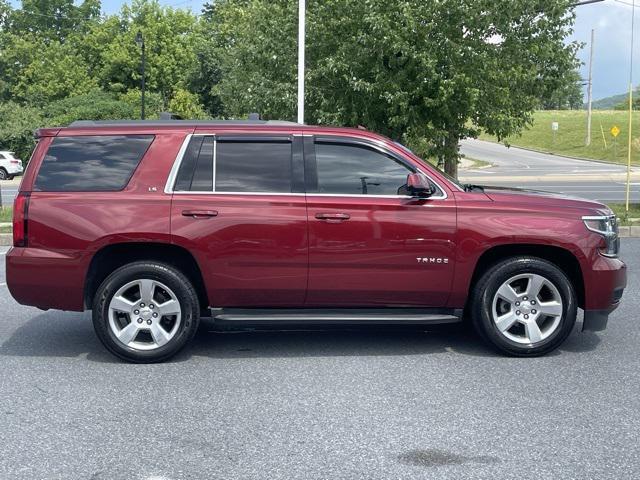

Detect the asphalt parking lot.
[{"left": 0, "top": 242, "right": 639, "bottom": 480}]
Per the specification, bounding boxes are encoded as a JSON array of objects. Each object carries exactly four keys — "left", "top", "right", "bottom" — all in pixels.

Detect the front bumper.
[{"left": 582, "top": 255, "right": 626, "bottom": 332}]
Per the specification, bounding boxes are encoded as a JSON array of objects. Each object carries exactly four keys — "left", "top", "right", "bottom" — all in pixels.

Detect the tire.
[
  {"left": 470, "top": 256, "right": 577, "bottom": 357},
  {"left": 7, "top": 175, "right": 14, "bottom": 180},
  {"left": 92, "top": 262, "right": 200, "bottom": 363},
  {"left": 0, "top": 168, "right": 7, "bottom": 181}
]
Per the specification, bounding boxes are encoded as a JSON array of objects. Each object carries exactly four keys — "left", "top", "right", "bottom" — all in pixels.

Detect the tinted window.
[
  {"left": 314, "top": 142, "right": 412, "bottom": 195},
  {"left": 216, "top": 140, "right": 292, "bottom": 193},
  {"left": 35, "top": 135, "right": 153, "bottom": 191},
  {"left": 174, "top": 136, "right": 214, "bottom": 192}
]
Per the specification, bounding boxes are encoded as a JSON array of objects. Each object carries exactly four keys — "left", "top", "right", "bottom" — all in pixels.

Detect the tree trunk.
[{"left": 443, "top": 133, "right": 460, "bottom": 179}]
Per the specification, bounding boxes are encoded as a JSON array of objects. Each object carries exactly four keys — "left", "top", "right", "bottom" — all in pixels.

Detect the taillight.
[
  {"left": 13, "top": 192, "right": 30, "bottom": 247},
  {"left": 10, "top": 160, "right": 20, "bottom": 165}
]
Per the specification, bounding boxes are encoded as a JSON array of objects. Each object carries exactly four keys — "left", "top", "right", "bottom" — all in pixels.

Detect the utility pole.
[
  {"left": 585, "top": 29, "right": 594, "bottom": 146},
  {"left": 297, "top": 0, "right": 306, "bottom": 124}
]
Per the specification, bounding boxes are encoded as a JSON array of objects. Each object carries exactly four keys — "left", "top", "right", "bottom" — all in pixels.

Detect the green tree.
[
  {"left": 7, "top": 0, "right": 101, "bottom": 42},
  {"left": 168, "top": 88, "right": 208, "bottom": 119},
  {"left": 207, "top": 0, "right": 580, "bottom": 177},
  {"left": 11, "top": 38, "right": 98, "bottom": 105},
  {"left": 540, "top": 69, "right": 584, "bottom": 110},
  {"left": 97, "top": 0, "right": 199, "bottom": 106}
]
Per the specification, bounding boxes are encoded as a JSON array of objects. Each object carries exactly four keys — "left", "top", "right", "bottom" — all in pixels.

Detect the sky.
[{"left": 12, "top": 0, "right": 639, "bottom": 102}]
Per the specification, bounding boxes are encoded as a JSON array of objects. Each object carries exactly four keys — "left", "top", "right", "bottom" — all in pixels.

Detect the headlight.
[{"left": 582, "top": 215, "right": 619, "bottom": 257}]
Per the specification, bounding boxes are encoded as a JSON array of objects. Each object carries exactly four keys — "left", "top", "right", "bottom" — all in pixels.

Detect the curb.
[{"left": 618, "top": 226, "right": 640, "bottom": 238}]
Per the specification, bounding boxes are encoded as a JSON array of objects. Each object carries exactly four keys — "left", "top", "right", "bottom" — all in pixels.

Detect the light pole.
[
  {"left": 297, "top": 0, "right": 305, "bottom": 124},
  {"left": 626, "top": 0, "right": 636, "bottom": 213},
  {"left": 135, "top": 31, "right": 146, "bottom": 120}
]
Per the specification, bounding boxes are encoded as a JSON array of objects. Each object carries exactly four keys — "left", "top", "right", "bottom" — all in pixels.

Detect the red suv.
[{"left": 6, "top": 119, "right": 627, "bottom": 362}]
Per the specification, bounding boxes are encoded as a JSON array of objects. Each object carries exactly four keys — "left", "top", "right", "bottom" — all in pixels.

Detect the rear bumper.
[
  {"left": 6, "top": 247, "right": 86, "bottom": 311},
  {"left": 5, "top": 165, "right": 23, "bottom": 175}
]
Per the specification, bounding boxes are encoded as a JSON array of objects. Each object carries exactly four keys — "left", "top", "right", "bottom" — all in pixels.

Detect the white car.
[{"left": 0, "top": 151, "right": 24, "bottom": 180}]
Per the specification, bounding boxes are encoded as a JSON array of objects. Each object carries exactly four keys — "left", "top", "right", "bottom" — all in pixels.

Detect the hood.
[{"left": 480, "top": 185, "right": 612, "bottom": 216}]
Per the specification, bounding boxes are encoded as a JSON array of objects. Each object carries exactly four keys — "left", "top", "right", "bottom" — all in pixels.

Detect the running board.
[{"left": 211, "top": 308, "right": 462, "bottom": 325}]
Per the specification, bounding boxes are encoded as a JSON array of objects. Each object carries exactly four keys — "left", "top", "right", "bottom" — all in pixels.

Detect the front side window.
[
  {"left": 313, "top": 142, "right": 413, "bottom": 196},
  {"left": 35, "top": 135, "right": 153, "bottom": 191}
]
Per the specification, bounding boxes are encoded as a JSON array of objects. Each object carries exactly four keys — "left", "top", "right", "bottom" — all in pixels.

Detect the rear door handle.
[
  {"left": 182, "top": 210, "right": 218, "bottom": 219},
  {"left": 315, "top": 212, "right": 351, "bottom": 222}
]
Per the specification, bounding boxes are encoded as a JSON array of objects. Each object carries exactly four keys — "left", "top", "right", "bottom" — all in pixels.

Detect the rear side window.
[
  {"left": 174, "top": 136, "right": 214, "bottom": 192},
  {"left": 35, "top": 135, "right": 153, "bottom": 191},
  {"left": 216, "top": 140, "right": 292, "bottom": 193},
  {"left": 172, "top": 136, "right": 293, "bottom": 193}
]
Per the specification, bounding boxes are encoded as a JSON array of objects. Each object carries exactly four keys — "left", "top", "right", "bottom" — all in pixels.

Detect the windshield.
[{"left": 393, "top": 141, "right": 465, "bottom": 190}]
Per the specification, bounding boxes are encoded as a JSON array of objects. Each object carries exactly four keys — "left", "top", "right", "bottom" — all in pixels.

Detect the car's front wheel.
[
  {"left": 92, "top": 262, "right": 200, "bottom": 363},
  {"left": 471, "top": 257, "right": 577, "bottom": 356}
]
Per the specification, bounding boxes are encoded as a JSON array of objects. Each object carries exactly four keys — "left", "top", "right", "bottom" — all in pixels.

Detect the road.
[
  {"left": 0, "top": 242, "right": 639, "bottom": 479},
  {"left": 459, "top": 139, "right": 640, "bottom": 203}
]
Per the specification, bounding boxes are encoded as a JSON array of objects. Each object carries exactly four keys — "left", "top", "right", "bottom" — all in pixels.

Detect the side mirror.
[{"left": 406, "top": 173, "right": 435, "bottom": 198}]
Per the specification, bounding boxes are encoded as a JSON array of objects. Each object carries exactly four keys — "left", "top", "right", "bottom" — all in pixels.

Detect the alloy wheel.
[
  {"left": 108, "top": 279, "right": 182, "bottom": 351},
  {"left": 491, "top": 273, "right": 563, "bottom": 345}
]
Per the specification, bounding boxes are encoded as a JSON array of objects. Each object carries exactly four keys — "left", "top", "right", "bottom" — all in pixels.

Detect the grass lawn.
[
  {"left": 609, "top": 203, "right": 640, "bottom": 226},
  {"left": 479, "top": 110, "right": 640, "bottom": 166},
  {"left": 0, "top": 207, "right": 12, "bottom": 223}
]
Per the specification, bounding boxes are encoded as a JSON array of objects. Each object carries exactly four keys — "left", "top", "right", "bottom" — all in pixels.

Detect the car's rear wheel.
[
  {"left": 0, "top": 168, "right": 7, "bottom": 180},
  {"left": 471, "top": 257, "right": 577, "bottom": 356},
  {"left": 92, "top": 262, "right": 200, "bottom": 363}
]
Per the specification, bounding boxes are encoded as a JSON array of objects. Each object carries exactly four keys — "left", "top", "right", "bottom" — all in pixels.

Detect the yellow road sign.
[{"left": 611, "top": 125, "right": 621, "bottom": 138}]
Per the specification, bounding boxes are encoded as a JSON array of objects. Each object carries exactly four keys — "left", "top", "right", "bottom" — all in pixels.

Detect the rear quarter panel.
[{"left": 8, "top": 130, "right": 188, "bottom": 311}]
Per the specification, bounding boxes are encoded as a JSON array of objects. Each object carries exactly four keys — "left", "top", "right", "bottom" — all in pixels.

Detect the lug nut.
[
  {"left": 523, "top": 296, "right": 528, "bottom": 301},
  {"left": 531, "top": 300, "right": 536, "bottom": 305},
  {"left": 137, "top": 318, "right": 143, "bottom": 324},
  {"left": 516, "top": 310, "right": 521, "bottom": 315},
  {"left": 146, "top": 319, "right": 152, "bottom": 325},
  {"left": 140, "top": 303, "right": 145, "bottom": 307},
  {"left": 532, "top": 309, "right": 537, "bottom": 314},
  {"left": 515, "top": 301, "right": 520, "bottom": 306},
  {"left": 153, "top": 313, "right": 158, "bottom": 318},
  {"left": 134, "top": 309, "right": 139, "bottom": 315},
  {"left": 149, "top": 304, "right": 154, "bottom": 309},
  {"left": 524, "top": 314, "right": 529, "bottom": 319}
]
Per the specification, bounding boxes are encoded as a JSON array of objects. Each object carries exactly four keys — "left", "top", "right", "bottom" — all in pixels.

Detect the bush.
[{"left": 0, "top": 102, "right": 43, "bottom": 162}]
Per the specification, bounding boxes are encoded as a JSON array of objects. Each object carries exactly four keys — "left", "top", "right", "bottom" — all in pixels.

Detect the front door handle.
[
  {"left": 315, "top": 212, "right": 351, "bottom": 223},
  {"left": 182, "top": 210, "right": 218, "bottom": 219}
]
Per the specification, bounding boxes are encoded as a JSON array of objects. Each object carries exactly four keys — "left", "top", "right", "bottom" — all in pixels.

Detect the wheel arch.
[
  {"left": 468, "top": 244, "right": 585, "bottom": 310},
  {"left": 84, "top": 242, "right": 209, "bottom": 311}
]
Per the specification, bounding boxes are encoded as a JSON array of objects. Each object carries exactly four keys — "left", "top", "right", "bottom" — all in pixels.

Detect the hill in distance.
[{"left": 590, "top": 92, "right": 628, "bottom": 110}]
